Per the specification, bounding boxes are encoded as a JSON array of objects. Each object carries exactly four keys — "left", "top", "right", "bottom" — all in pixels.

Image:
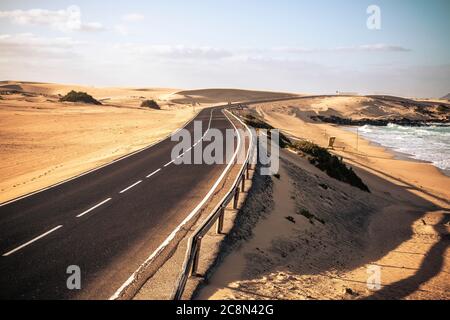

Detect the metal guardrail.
[{"left": 171, "top": 109, "right": 256, "bottom": 300}]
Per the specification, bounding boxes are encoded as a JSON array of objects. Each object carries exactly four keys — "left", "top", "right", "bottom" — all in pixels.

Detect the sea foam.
[{"left": 353, "top": 124, "right": 450, "bottom": 171}]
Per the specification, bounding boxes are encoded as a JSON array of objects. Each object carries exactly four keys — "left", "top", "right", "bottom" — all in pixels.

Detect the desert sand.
[
  {"left": 0, "top": 84, "right": 192, "bottom": 203},
  {"left": 198, "top": 97, "right": 449, "bottom": 300},
  {"left": 0, "top": 81, "right": 295, "bottom": 203}
]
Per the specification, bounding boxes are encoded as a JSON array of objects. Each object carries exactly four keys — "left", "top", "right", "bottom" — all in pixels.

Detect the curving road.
[{"left": 0, "top": 106, "right": 240, "bottom": 299}]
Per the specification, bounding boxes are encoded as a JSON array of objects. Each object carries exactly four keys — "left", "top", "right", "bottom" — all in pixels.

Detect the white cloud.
[
  {"left": 0, "top": 33, "right": 80, "bottom": 58},
  {"left": 274, "top": 44, "right": 411, "bottom": 54},
  {"left": 115, "top": 13, "right": 145, "bottom": 36},
  {"left": 336, "top": 44, "right": 411, "bottom": 52},
  {"left": 80, "top": 22, "right": 104, "bottom": 32},
  {"left": 0, "top": 5, "right": 104, "bottom": 32},
  {"left": 115, "top": 44, "right": 233, "bottom": 60},
  {"left": 114, "top": 24, "right": 129, "bottom": 36},
  {"left": 121, "top": 13, "right": 145, "bottom": 22}
]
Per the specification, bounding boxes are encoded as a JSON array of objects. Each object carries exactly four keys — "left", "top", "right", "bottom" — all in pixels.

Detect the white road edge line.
[
  {"left": 109, "top": 108, "right": 242, "bottom": 300},
  {"left": 146, "top": 168, "right": 161, "bottom": 178},
  {"left": 2, "top": 225, "right": 63, "bottom": 257},
  {"left": 76, "top": 198, "right": 112, "bottom": 218},
  {"left": 119, "top": 181, "right": 142, "bottom": 194}
]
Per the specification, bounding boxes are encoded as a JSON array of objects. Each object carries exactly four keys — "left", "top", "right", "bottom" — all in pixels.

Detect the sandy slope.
[
  {"left": 199, "top": 152, "right": 449, "bottom": 300},
  {"left": 198, "top": 97, "right": 449, "bottom": 300}
]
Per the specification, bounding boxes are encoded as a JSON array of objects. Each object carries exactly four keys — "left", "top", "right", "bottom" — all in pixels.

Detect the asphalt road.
[{"left": 0, "top": 106, "right": 238, "bottom": 299}]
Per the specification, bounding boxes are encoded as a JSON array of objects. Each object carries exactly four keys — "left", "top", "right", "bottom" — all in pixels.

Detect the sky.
[{"left": 0, "top": 0, "right": 449, "bottom": 97}]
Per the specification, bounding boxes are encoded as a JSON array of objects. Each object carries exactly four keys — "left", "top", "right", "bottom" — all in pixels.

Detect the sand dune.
[
  {"left": 0, "top": 81, "right": 182, "bottom": 109},
  {"left": 249, "top": 95, "right": 449, "bottom": 122},
  {"left": 170, "top": 88, "right": 298, "bottom": 105},
  {"left": 0, "top": 82, "right": 197, "bottom": 203}
]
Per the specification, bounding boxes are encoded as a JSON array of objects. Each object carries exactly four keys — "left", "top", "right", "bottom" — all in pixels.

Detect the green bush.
[
  {"left": 292, "top": 141, "right": 370, "bottom": 192},
  {"left": 140, "top": 99, "right": 160, "bottom": 109},
  {"left": 242, "top": 116, "right": 273, "bottom": 130},
  {"left": 59, "top": 90, "right": 101, "bottom": 105}
]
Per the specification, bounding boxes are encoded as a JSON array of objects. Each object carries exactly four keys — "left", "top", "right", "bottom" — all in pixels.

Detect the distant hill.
[
  {"left": 171, "top": 88, "right": 299, "bottom": 104},
  {"left": 441, "top": 93, "right": 450, "bottom": 100}
]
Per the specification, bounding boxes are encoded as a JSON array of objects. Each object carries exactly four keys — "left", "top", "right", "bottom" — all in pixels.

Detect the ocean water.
[{"left": 354, "top": 124, "right": 450, "bottom": 172}]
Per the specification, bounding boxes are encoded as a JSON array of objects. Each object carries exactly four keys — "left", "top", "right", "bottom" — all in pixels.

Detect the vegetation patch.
[
  {"left": 296, "top": 206, "right": 325, "bottom": 225},
  {"left": 319, "top": 183, "right": 329, "bottom": 190},
  {"left": 292, "top": 141, "right": 370, "bottom": 192},
  {"left": 141, "top": 99, "right": 160, "bottom": 110},
  {"left": 285, "top": 216, "right": 296, "bottom": 224},
  {"left": 60, "top": 91, "right": 102, "bottom": 105}
]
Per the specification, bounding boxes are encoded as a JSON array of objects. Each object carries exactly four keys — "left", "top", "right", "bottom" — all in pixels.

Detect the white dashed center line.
[
  {"left": 76, "top": 198, "right": 112, "bottom": 217},
  {"left": 146, "top": 168, "right": 161, "bottom": 178},
  {"left": 119, "top": 180, "right": 142, "bottom": 194},
  {"left": 2, "top": 225, "right": 63, "bottom": 257},
  {"left": 164, "top": 160, "right": 174, "bottom": 167}
]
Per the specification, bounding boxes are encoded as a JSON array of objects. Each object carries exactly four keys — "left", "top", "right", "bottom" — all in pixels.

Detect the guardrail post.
[
  {"left": 246, "top": 163, "right": 250, "bottom": 179},
  {"left": 233, "top": 187, "right": 240, "bottom": 209},
  {"left": 215, "top": 207, "right": 225, "bottom": 234},
  {"left": 190, "top": 237, "right": 202, "bottom": 277},
  {"left": 241, "top": 174, "right": 245, "bottom": 190},
  {"left": 255, "top": 136, "right": 259, "bottom": 169}
]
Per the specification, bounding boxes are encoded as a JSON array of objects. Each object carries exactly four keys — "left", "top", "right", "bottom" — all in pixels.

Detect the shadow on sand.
[{"left": 194, "top": 152, "right": 449, "bottom": 300}]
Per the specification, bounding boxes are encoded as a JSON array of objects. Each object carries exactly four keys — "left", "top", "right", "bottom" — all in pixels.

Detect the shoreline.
[
  {"left": 342, "top": 125, "right": 450, "bottom": 177},
  {"left": 330, "top": 124, "right": 450, "bottom": 208},
  {"left": 311, "top": 115, "right": 450, "bottom": 127}
]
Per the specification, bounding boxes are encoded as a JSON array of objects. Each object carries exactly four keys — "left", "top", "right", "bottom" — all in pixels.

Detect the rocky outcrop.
[{"left": 310, "top": 115, "right": 450, "bottom": 126}]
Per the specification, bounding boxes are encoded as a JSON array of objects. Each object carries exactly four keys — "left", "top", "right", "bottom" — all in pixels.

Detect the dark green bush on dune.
[
  {"left": 140, "top": 99, "right": 160, "bottom": 109},
  {"left": 60, "top": 91, "right": 101, "bottom": 105},
  {"left": 292, "top": 141, "right": 370, "bottom": 192},
  {"left": 240, "top": 112, "right": 369, "bottom": 192}
]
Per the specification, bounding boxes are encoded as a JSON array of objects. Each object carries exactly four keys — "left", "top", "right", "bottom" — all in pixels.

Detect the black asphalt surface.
[{"left": 0, "top": 107, "right": 238, "bottom": 299}]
